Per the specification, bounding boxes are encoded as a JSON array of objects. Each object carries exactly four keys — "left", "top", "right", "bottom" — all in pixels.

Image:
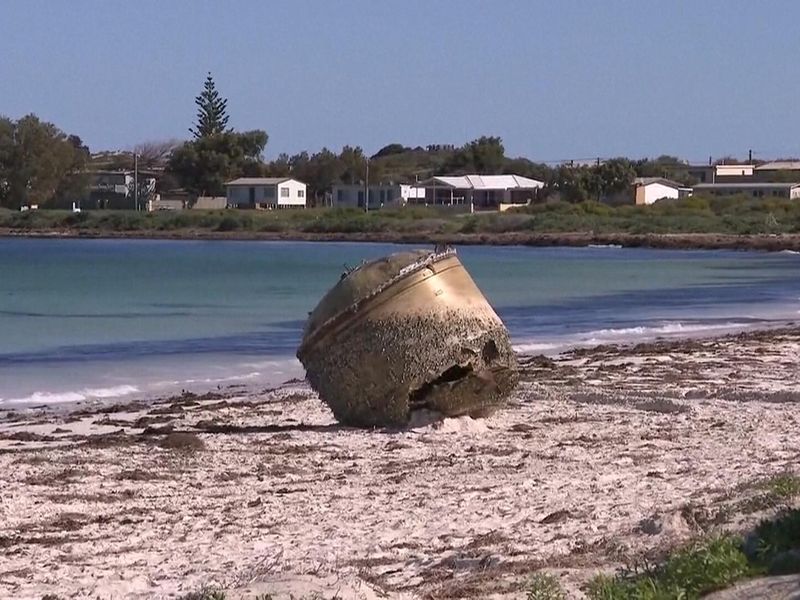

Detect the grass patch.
[
  {"left": 4, "top": 195, "right": 800, "bottom": 237},
  {"left": 586, "top": 509, "right": 800, "bottom": 599},
  {"left": 759, "top": 472, "right": 800, "bottom": 501},
  {"left": 737, "top": 472, "right": 800, "bottom": 514},
  {"left": 526, "top": 572, "right": 566, "bottom": 600}
]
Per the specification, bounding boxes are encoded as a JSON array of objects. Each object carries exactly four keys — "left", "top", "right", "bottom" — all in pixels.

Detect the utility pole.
[
  {"left": 364, "top": 157, "right": 369, "bottom": 214},
  {"left": 596, "top": 157, "right": 601, "bottom": 203},
  {"left": 749, "top": 149, "right": 753, "bottom": 164},
  {"left": 133, "top": 152, "right": 139, "bottom": 211}
]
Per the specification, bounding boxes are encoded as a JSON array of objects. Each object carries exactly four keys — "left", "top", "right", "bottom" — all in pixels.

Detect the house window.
[
  {"left": 280, "top": 188, "right": 290, "bottom": 198},
  {"left": 298, "top": 189, "right": 305, "bottom": 198}
]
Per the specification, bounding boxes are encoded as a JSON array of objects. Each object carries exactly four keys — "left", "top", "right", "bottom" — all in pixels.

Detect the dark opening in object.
[
  {"left": 409, "top": 364, "right": 474, "bottom": 409},
  {"left": 482, "top": 340, "right": 500, "bottom": 363}
]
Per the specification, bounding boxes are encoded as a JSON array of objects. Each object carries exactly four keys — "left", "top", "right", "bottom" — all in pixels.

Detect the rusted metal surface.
[{"left": 297, "top": 247, "right": 518, "bottom": 427}]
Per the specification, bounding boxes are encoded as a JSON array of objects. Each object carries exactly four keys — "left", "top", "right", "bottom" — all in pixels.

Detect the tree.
[
  {"left": 339, "top": 145, "right": 367, "bottom": 184},
  {"left": 444, "top": 136, "right": 506, "bottom": 174},
  {"left": 189, "top": 73, "right": 230, "bottom": 139},
  {"left": 0, "top": 114, "right": 89, "bottom": 209},
  {"left": 133, "top": 139, "right": 181, "bottom": 169},
  {"left": 167, "top": 130, "right": 268, "bottom": 197},
  {"left": 372, "top": 143, "right": 408, "bottom": 159},
  {"left": 595, "top": 158, "right": 636, "bottom": 196},
  {"left": 0, "top": 117, "right": 14, "bottom": 206}
]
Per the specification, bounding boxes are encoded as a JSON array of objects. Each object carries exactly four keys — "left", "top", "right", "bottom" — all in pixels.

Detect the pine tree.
[{"left": 189, "top": 73, "right": 230, "bottom": 139}]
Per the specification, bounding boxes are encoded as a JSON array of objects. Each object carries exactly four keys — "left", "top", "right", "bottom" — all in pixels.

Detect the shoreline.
[
  {"left": 2, "top": 325, "right": 799, "bottom": 598},
  {"left": 4, "top": 227, "right": 800, "bottom": 252}
]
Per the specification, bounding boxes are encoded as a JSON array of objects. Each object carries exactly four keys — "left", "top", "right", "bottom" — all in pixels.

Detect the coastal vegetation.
[
  {"left": 584, "top": 509, "right": 800, "bottom": 599},
  {"left": 3, "top": 195, "right": 800, "bottom": 239}
]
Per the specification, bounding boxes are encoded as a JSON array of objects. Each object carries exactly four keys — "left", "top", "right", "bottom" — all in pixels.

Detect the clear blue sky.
[{"left": 2, "top": 0, "right": 798, "bottom": 163}]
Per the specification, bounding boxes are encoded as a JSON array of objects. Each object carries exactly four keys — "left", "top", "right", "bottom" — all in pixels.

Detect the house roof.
[
  {"left": 225, "top": 177, "right": 301, "bottom": 186},
  {"left": 754, "top": 161, "right": 800, "bottom": 171},
  {"left": 423, "top": 174, "right": 544, "bottom": 190},
  {"left": 633, "top": 177, "right": 687, "bottom": 189},
  {"left": 694, "top": 182, "right": 800, "bottom": 189}
]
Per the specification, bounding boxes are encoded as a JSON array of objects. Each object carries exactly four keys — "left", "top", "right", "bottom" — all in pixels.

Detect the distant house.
[
  {"left": 86, "top": 170, "right": 157, "bottom": 209},
  {"left": 754, "top": 161, "right": 800, "bottom": 181},
  {"left": 631, "top": 178, "right": 692, "bottom": 205},
  {"left": 693, "top": 182, "right": 800, "bottom": 199},
  {"left": 225, "top": 178, "right": 307, "bottom": 209},
  {"left": 331, "top": 183, "right": 424, "bottom": 209},
  {"left": 415, "top": 174, "right": 544, "bottom": 210},
  {"left": 687, "top": 164, "right": 754, "bottom": 183}
]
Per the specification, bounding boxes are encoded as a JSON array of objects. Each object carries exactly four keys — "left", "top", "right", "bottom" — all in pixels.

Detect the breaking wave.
[
  {"left": 1, "top": 384, "right": 140, "bottom": 406},
  {"left": 513, "top": 320, "right": 755, "bottom": 355}
]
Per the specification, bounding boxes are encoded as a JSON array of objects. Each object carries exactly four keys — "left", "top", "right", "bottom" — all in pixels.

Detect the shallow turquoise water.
[{"left": 1, "top": 238, "right": 798, "bottom": 405}]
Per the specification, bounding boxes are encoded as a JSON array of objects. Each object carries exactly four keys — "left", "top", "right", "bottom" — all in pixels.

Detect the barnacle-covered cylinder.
[{"left": 296, "top": 248, "right": 518, "bottom": 427}]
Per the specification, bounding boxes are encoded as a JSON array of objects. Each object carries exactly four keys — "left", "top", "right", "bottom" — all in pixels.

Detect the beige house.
[
  {"left": 225, "top": 178, "right": 307, "bottom": 209},
  {"left": 687, "top": 164, "right": 754, "bottom": 183}
]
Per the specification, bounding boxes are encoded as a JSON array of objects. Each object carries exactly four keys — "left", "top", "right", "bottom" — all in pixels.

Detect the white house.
[
  {"left": 416, "top": 174, "right": 544, "bottom": 209},
  {"left": 331, "top": 183, "right": 425, "bottom": 209},
  {"left": 225, "top": 178, "right": 307, "bottom": 209},
  {"left": 632, "top": 178, "right": 692, "bottom": 205}
]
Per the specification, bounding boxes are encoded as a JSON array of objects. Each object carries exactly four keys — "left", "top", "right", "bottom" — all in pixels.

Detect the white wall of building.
[
  {"left": 640, "top": 182, "right": 680, "bottom": 205},
  {"left": 227, "top": 179, "right": 306, "bottom": 208},
  {"left": 716, "top": 164, "right": 754, "bottom": 178},
  {"left": 277, "top": 179, "right": 306, "bottom": 207}
]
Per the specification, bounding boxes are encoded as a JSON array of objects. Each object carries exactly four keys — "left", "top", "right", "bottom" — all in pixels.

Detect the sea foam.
[{"left": 0, "top": 384, "right": 139, "bottom": 406}]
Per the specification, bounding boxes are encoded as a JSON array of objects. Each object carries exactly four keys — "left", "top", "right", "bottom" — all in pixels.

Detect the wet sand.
[{"left": 1, "top": 327, "right": 799, "bottom": 599}]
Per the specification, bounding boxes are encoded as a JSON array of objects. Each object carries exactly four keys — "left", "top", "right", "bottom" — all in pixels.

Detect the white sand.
[{"left": 1, "top": 328, "right": 799, "bottom": 599}]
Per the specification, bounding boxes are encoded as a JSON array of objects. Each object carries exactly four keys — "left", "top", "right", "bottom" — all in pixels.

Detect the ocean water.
[{"left": 1, "top": 238, "right": 799, "bottom": 406}]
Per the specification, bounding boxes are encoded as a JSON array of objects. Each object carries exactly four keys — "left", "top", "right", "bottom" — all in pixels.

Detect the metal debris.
[{"left": 297, "top": 247, "right": 518, "bottom": 427}]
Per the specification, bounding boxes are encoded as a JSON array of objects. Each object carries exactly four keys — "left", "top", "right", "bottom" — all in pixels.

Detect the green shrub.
[
  {"left": 216, "top": 215, "right": 241, "bottom": 232},
  {"left": 587, "top": 510, "right": 800, "bottom": 599},
  {"left": 526, "top": 572, "right": 566, "bottom": 600},
  {"left": 586, "top": 535, "right": 751, "bottom": 599}
]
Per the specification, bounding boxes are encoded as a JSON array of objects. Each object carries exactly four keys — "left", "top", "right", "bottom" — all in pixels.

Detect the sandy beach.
[{"left": 2, "top": 327, "right": 799, "bottom": 599}]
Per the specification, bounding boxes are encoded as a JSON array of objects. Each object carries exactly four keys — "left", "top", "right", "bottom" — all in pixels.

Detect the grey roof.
[
  {"left": 693, "top": 182, "right": 800, "bottom": 189},
  {"left": 421, "top": 174, "right": 544, "bottom": 190},
  {"left": 633, "top": 177, "right": 687, "bottom": 188},
  {"left": 754, "top": 161, "right": 800, "bottom": 171},
  {"left": 225, "top": 177, "right": 302, "bottom": 186}
]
